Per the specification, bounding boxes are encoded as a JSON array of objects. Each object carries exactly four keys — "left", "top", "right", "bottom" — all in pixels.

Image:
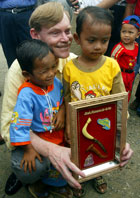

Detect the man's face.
[{"left": 33, "top": 14, "right": 73, "bottom": 58}]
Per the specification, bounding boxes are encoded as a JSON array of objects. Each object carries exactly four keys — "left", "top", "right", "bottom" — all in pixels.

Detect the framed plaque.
[{"left": 69, "top": 92, "right": 128, "bottom": 183}]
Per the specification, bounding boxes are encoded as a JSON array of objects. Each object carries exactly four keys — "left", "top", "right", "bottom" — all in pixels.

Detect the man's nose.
[{"left": 61, "top": 32, "right": 69, "bottom": 41}]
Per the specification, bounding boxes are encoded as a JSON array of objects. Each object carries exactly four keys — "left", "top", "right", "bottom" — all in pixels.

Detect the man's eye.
[
  {"left": 65, "top": 29, "right": 71, "bottom": 34},
  {"left": 52, "top": 32, "right": 59, "bottom": 35}
]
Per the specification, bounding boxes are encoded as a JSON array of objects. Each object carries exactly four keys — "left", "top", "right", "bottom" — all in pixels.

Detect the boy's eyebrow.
[{"left": 87, "top": 35, "right": 111, "bottom": 39}]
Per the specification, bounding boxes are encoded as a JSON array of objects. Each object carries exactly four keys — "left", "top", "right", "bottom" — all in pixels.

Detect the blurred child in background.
[{"left": 111, "top": 15, "right": 140, "bottom": 101}]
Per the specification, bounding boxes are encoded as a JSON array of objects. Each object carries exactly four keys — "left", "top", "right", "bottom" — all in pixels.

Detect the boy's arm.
[
  {"left": 63, "top": 71, "right": 71, "bottom": 144},
  {"left": 124, "top": 1, "right": 136, "bottom": 18},
  {"left": 120, "top": 143, "right": 133, "bottom": 166},
  {"left": 67, "top": 0, "right": 120, "bottom": 9},
  {"left": 52, "top": 80, "right": 65, "bottom": 130},
  {"left": 9, "top": 87, "right": 42, "bottom": 172},
  {"left": 1, "top": 60, "right": 25, "bottom": 149},
  {"left": 111, "top": 43, "right": 120, "bottom": 59},
  {"left": 110, "top": 65, "right": 133, "bottom": 165},
  {"left": 65, "top": 102, "right": 71, "bottom": 145},
  {"left": 111, "top": 71, "right": 125, "bottom": 94},
  {"left": 20, "top": 144, "right": 42, "bottom": 173},
  {"left": 53, "top": 103, "right": 65, "bottom": 130}
]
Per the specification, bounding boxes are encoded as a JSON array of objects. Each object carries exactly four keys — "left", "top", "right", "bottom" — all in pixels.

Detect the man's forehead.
[{"left": 43, "top": 13, "right": 71, "bottom": 31}]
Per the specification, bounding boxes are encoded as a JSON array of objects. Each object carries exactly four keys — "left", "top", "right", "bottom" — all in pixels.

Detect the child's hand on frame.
[
  {"left": 53, "top": 104, "right": 65, "bottom": 130},
  {"left": 20, "top": 144, "right": 42, "bottom": 173}
]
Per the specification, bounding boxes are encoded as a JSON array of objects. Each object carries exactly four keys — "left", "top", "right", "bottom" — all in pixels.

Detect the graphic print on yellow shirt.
[{"left": 63, "top": 56, "right": 122, "bottom": 102}]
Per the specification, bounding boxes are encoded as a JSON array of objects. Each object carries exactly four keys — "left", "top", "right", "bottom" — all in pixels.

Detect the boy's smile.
[
  {"left": 28, "top": 52, "right": 58, "bottom": 89},
  {"left": 74, "top": 22, "right": 111, "bottom": 65}
]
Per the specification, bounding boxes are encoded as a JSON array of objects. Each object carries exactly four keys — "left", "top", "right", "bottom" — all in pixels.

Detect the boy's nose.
[
  {"left": 124, "top": 32, "right": 129, "bottom": 36},
  {"left": 94, "top": 42, "right": 102, "bottom": 50},
  {"left": 47, "top": 69, "right": 55, "bottom": 77}
]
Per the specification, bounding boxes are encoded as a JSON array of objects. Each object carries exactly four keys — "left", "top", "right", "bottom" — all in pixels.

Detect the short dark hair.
[
  {"left": 16, "top": 39, "right": 52, "bottom": 74},
  {"left": 76, "top": 6, "right": 114, "bottom": 37},
  {"left": 130, "top": 19, "right": 139, "bottom": 29},
  {"left": 122, "top": 15, "right": 140, "bottom": 30}
]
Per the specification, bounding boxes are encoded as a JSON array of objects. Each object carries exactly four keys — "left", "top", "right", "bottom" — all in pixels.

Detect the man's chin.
[{"left": 54, "top": 50, "right": 70, "bottom": 59}]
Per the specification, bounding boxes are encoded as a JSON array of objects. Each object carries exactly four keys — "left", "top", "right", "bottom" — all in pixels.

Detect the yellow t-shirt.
[{"left": 63, "top": 55, "right": 125, "bottom": 102}]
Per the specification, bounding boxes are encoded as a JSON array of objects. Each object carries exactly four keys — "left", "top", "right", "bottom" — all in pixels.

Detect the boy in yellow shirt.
[{"left": 63, "top": 6, "right": 125, "bottom": 195}]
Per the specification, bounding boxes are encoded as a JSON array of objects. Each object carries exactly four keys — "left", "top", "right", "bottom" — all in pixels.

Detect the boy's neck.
[
  {"left": 77, "top": 55, "right": 103, "bottom": 68},
  {"left": 28, "top": 80, "right": 48, "bottom": 90},
  {"left": 122, "top": 41, "right": 135, "bottom": 50}
]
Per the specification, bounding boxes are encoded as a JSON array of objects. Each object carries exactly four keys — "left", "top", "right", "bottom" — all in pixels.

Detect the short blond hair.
[{"left": 29, "top": 2, "right": 65, "bottom": 32}]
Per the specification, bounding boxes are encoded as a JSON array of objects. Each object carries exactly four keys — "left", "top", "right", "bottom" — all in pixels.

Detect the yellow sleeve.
[
  {"left": 110, "top": 58, "right": 126, "bottom": 94},
  {"left": 111, "top": 71, "right": 126, "bottom": 94},
  {"left": 1, "top": 60, "right": 25, "bottom": 150},
  {"left": 110, "top": 59, "right": 127, "bottom": 142}
]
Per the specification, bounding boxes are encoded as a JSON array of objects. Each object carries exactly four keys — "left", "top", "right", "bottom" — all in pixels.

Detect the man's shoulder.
[
  {"left": 8, "top": 59, "right": 22, "bottom": 76},
  {"left": 58, "top": 53, "right": 77, "bottom": 65},
  {"left": 63, "top": 57, "right": 76, "bottom": 72},
  {"left": 68, "top": 52, "right": 78, "bottom": 59},
  {"left": 57, "top": 53, "right": 77, "bottom": 73},
  {"left": 4, "top": 59, "right": 25, "bottom": 91}
]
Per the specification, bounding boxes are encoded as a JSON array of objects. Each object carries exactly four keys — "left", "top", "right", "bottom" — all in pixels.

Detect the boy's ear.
[
  {"left": 73, "top": 33, "right": 80, "bottom": 45},
  {"left": 22, "top": 71, "right": 31, "bottom": 80}
]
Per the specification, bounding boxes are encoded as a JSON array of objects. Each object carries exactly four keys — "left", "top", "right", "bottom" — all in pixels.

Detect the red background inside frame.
[{"left": 77, "top": 102, "right": 117, "bottom": 170}]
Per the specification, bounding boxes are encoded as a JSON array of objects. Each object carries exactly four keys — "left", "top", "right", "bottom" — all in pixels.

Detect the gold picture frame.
[{"left": 69, "top": 92, "right": 128, "bottom": 183}]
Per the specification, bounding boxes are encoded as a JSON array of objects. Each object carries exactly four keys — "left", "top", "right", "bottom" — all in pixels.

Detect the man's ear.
[
  {"left": 73, "top": 33, "right": 81, "bottom": 45},
  {"left": 22, "top": 71, "right": 31, "bottom": 81},
  {"left": 30, "top": 28, "right": 41, "bottom": 39}
]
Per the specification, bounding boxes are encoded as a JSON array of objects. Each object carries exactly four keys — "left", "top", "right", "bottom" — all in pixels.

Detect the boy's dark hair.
[
  {"left": 122, "top": 15, "right": 140, "bottom": 30},
  {"left": 130, "top": 19, "right": 137, "bottom": 24},
  {"left": 130, "top": 19, "right": 140, "bottom": 30},
  {"left": 16, "top": 39, "right": 52, "bottom": 74},
  {"left": 122, "top": 15, "right": 140, "bottom": 31},
  {"left": 76, "top": 6, "right": 114, "bottom": 37}
]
